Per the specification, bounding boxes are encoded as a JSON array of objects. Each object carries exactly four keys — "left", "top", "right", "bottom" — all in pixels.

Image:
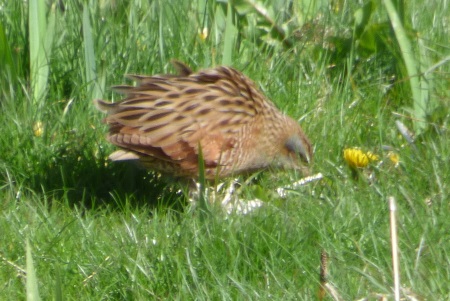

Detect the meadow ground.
[{"left": 0, "top": 1, "right": 449, "bottom": 300}]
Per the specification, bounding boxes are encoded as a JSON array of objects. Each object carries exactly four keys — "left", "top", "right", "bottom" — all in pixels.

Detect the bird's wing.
[{"left": 95, "top": 66, "right": 271, "bottom": 170}]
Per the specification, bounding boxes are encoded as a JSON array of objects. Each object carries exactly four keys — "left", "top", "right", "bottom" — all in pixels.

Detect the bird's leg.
[
  {"left": 186, "top": 178, "right": 263, "bottom": 215},
  {"left": 219, "top": 178, "right": 238, "bottom": 208},
  {"left": 186, "top": 179, "right": 207, "bottom": 204},
  {"left": 219, "top": 178, "right": 264, "bottom": 215}
]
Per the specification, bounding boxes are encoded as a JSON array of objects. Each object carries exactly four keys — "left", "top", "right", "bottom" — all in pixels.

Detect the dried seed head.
[{"left": 94, "top": 61, "right": 313, "bottom": 179}]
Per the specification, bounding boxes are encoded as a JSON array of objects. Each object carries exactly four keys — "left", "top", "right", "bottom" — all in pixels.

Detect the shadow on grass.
[{"left": 28, "top": 150, "right": 187, "bottom": 212}]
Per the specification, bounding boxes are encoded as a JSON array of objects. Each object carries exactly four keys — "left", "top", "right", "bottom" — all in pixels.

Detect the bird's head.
[{"left": 272, "top": 117, "right": 313, "bottom": 174}]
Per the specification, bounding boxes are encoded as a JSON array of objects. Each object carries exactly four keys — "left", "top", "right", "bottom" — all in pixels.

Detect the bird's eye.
[{"left": 285, "top": 136, "right": 310, "bottom": 163}]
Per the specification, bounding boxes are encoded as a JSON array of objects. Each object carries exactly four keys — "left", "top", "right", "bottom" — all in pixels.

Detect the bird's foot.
[{"left": 188, "top": 179, "right": 263, "bottom": 215}]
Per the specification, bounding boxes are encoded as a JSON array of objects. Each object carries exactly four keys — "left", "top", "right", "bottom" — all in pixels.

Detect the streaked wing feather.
[{"left": 100, "top": 66, "right": 265, "bottom": 168}]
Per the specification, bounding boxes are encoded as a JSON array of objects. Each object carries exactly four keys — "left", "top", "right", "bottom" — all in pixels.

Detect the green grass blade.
[
  {"left": 29, "top": 0, "right": 50, "bottom": 104},
  {"left": 158, "top": 0, "right": 166, "bottom": 68},
  {"left": 26, "top": 239, "right": 41, "bottom": 301},
  {"left": 382, "top": 0, "right": 428, "bottom": 133},
  {"left": 45, "top": 3, "right": 56, "bottom": 64},
  {"left": 82, "top": 3, "right": 101, "bottom": 100},
  {"left": 54, "top": 264, "right": 63, "bottom": 301},
  {"left": 197, "top": 143, "right": 209, "bottom": 219},
  {"left": 222, "top": 2, "right": 235, "bottom": 66},
  {"left": 0, "top": 22, "right": 17, "bottom": 82}
]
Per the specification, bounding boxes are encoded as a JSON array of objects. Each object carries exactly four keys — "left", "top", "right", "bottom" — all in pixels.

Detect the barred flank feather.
[{"left": 94, "top": 61, "right": 312, "bottom": 179}]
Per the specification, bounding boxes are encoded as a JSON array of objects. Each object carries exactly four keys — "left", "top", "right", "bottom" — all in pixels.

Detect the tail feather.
[
  {"left": 94, "top": 99, "right": 116, "bottom": 113},
  {"left": 109, "top": 150, "right": 140, "bottom": 161},
  {"left": 171, "top": 60, "right": 193, "bottom": 76}
]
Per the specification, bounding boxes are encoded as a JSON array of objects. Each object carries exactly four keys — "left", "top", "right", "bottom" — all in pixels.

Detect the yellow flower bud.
[{"left": 33, "top": 121, "right": 44, "bottom": 137}]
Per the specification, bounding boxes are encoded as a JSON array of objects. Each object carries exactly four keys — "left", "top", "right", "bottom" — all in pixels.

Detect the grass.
[{"left": 1, "top": 0, "right": 449, "bottom": 299}]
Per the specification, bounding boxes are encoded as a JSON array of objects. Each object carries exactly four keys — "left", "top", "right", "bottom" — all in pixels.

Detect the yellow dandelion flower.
[
  {"left": 33, "top": 121, "right": 44, "bottom": 137},
  {"left": 199, "top": 27, "right": 208, "bottom": 41},
  {"left": 366, "top": 151, "right": 379, "bottom": 161},
  {"left": 344, "top": 148, "right": 378, "bottom": 168}
]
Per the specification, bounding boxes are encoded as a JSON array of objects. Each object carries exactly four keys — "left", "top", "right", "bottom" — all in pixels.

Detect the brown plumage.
[{"left": 94, "top": 61, "right": 312, "bottom": 179}]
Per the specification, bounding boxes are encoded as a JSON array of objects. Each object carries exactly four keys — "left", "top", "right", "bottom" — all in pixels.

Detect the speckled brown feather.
[{"left": 94, "top": 61, "right": 312, "bottom": 179}]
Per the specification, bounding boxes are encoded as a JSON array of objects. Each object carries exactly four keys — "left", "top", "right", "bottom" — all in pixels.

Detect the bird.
[{"left": 94, "top": 61, "right": 313, "bottom": 180}]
